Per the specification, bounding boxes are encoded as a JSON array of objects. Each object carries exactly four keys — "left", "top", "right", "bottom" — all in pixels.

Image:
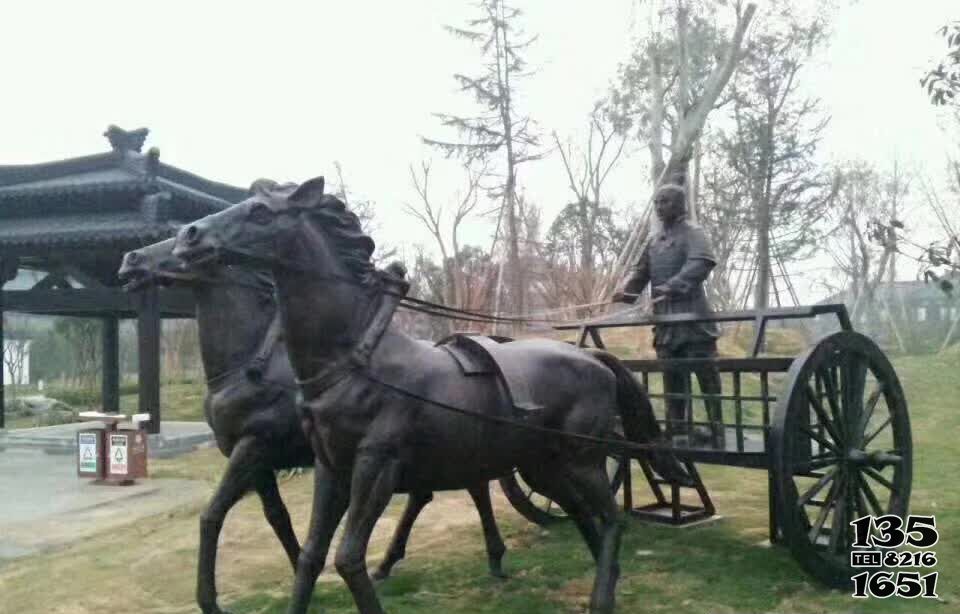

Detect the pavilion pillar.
[
  {"left": 137, "top": 286, "right": 161, "bottom": 434},
  {"left": 0, "top": 288, "right": 5, "bottom": 430},
  {"left": 0, "top": 257, "right": 17, "bottom": 430},
  {"left": 101, "top": 316, "right": 120, "bottom": 413}
]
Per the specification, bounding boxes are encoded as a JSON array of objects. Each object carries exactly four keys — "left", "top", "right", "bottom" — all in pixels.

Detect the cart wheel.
[
  {"left": 772, "top": 331, "right": 912, "bottom": 589},
  {"left": 500, "top": 453, "right": 628, "bottom": 526}
]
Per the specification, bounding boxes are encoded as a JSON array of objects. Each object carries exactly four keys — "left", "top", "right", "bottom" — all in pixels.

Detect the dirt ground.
[{"left": 0, "top": 446, "right": 517, "bottom": 614}]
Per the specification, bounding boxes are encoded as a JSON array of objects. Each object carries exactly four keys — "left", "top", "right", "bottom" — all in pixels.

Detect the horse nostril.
[{"left": 185, "top": 225, "right": 201, "bottom": 245}]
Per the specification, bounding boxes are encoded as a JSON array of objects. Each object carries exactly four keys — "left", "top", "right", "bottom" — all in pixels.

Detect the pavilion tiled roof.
[{"left": 0, "top": 126, "right": 248, "bottom": 250}]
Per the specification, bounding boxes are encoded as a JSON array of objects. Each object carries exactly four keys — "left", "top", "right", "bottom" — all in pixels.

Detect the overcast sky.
[{"left": 1, "top": 0, "right": 956, "bottom": 301}]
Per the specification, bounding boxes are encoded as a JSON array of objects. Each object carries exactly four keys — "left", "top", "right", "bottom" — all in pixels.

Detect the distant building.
[{"left": 819, "top": 280, "right": 959, "bottom": 353}]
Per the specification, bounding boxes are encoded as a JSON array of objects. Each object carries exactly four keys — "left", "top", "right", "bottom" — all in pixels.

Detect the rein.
[
  {"left": 207, "top": 245, "right": 623, "bottom": 327},
  {"left": 354, "top": 368, "right": 675, "bottom": 458}
]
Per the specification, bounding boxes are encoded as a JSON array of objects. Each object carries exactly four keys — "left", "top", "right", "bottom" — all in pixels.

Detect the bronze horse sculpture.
[
  {"left": 173, "top": 177, "right": 666, "bottom": 614},
  {"left": 119, "top": 237, "right": 509, "bottom": 614},
  {"left": 120, "top": 239, "right": 307, "bottom": 614}
]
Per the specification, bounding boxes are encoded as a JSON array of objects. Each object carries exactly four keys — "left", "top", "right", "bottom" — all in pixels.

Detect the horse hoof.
[
  {"left": 371, "top": 568, "right": 390, "bottom": 582},
  {"left": 490, "top": 570, "right": 509, "bottom": 581}
]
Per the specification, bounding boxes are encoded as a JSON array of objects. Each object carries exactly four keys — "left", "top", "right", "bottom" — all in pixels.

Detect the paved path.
[{"left": 0, "top": 447, "right": 209, "bottom": 563}]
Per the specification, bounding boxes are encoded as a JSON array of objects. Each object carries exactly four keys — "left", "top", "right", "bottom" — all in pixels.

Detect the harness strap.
[
  {"left": 296, "top": 270, "right": 408, "bottom": 397},
  {"left": 246, "top": 312, "right": 284, "bottom": 382}
]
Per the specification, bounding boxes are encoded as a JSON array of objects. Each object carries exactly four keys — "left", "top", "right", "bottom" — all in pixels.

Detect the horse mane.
[
  {"left": 306, "top": 194, "right": 377, "bottom": 287},
  {"left": 255, "top": 180, "right": 378, "bottom": 287}
]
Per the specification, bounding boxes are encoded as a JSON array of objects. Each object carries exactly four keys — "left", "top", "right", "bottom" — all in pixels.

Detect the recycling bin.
[
  {"left": 104, "top": 427, "right": 149, "bottom": 484},
  {"left": 77, "top": 428, "right": 106, "bottom": 479}
]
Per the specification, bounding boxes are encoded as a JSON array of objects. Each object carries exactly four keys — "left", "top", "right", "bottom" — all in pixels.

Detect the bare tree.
[
  {"left": 821, "top": 162, "right": 901, "bottom": 317},
  {"left": 2, "top": 316, "right": 30, "bottom": 396},
  {"left": 54, "top": 318, "right": 101, "bottom": 388},
  {"left": 697, "top": 134, "right": 756, "bottom": 310},
  {"left": 552, "top": 101, "right": 629, "bottom": 301},
  {"left": 423, "top": 0, "right": 542, "bottom": 318},
  {"left": 403, "top": 160, "right": 486, "bottom": 307},
  {"left": 721, "top": 1, "right": 833, "bottom": 308},
  {"left": 162, "top": 319, "right": 201, "bottom": 382}
]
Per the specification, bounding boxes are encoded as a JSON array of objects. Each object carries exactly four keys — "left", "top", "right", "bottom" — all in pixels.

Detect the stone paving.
[{"left": 0, "top": 446, "right": 210, "bottom": 563}]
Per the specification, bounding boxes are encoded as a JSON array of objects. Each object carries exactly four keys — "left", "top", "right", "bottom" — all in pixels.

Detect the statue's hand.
[{"left": 652, "top": 284, "right": 672, "bottom": 298}]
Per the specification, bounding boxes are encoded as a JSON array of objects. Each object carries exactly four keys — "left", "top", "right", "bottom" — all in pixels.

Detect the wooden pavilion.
[{"left": 0, "top": 126, "right": 247, "bottom": 432}]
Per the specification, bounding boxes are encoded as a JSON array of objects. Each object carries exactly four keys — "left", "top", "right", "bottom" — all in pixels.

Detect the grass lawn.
[
  {"left": 0, "top": 351, "right": 956, "bottom": 614},
  {"left": 119, "top": 380, "right": 207, "bottom": 421}
]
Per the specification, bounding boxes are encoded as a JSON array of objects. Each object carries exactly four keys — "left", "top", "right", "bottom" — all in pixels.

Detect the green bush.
[{"left": 44, "top": 387, "right": 101, "bottom": 408}]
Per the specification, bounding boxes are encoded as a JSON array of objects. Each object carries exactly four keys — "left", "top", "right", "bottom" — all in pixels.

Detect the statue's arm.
[
  {"left": 663, "top": 227, "right": 716, "bottom": 296},
  {"left": 622, "top": 247, "right": 651, "bottom": 296}
]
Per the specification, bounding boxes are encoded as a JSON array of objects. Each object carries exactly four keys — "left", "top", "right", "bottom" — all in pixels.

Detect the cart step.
[{"left": 628, "top": 458, "right": 716, "bottom": 526}]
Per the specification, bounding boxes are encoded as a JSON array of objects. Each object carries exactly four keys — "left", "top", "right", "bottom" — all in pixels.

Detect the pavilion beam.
[
  {"left": 3, "top": 288, "right": 137, "bottom": 314},
  {"left": 102, "top": 316, "right": 120, "bottom": 413},
  {"left": 138, "top": 287, "right": 161, "bottom": 434},
  {"left": 1, "top": 288, "right": 195, "bottom": 318}
]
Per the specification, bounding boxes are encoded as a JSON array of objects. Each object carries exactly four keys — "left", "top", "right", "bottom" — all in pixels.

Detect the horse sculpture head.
[
  {"left": 173, "top": 176, "right": 377, "bottom": 291},
  {"left": 121, "top": 236, "right": 275, "bottom": 294},
  {"left": 118, "top": 238, "right": 189, "bottom": 291}
]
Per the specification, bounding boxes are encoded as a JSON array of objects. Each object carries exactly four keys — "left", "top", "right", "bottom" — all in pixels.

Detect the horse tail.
[{"left": 586, "top": 349, "right": 689, "bottom": 485}]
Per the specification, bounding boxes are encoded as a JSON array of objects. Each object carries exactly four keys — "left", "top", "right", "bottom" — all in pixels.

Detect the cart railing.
[
  {"left": 556, "top": 303, "right": 852, "bottom": 357},
  {"left": 557, "top": 305, "right": 851, "bottom": 466}
]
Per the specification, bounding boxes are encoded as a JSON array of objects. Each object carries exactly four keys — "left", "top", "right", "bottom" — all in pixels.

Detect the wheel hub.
[{"left": 845, "top": 448, "right": 901, "bottom": 468}]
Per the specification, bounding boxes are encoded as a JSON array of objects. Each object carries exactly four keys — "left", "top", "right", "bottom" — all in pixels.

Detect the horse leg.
[
  {"left": 520, "top": 465, "right": 603, "bottom": 562},
  {"left": 254, "top": 468, "right": 301, "bottom": 570},
  {"left": 285, "top": 461, "right": 349, "bottom": 614},
  {"left": 197, "top": 437, "right": 261, "bottom": 614},
  {"left": 371, "top": 491, "right": 433, "bottom": 581},
  {"left": 334, "top": 450, "right": 401, "bottom": 614},
  {"left": 565, "top": 463, "right": 624, "bottom": 614},
  {"left": 467, "top": 482, "right": 508, "bottom": 578}
]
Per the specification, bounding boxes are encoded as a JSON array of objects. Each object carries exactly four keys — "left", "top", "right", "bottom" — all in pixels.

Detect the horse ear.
[
  {"left": 249, "top": 178, "right": 279, "bottom": 196},
  {"left": 289, "top": 176, "right": 326, "bottom": 206}
]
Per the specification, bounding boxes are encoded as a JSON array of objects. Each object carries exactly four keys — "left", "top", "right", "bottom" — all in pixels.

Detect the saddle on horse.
[{"left": 436, "top": 333, "right": 544, "bottom": 412}]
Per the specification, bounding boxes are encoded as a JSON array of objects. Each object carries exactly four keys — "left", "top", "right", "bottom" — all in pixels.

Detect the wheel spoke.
[
  {"left": 854, "top": 474, "right": 870, "bottom": 520},
  {"left": 806, "top": 384, "right": 842, "bottom": 445},
  {"left": 841, "top": 353, "right": 867, "bottom": 444},
  {"left": 798, "top": 466, "right": 837, "bottom": 506},
  {"left": 819, "top": 367, "right": 844, "bottom": 443},
  {"left": 800, "top": 425, "right": 839, "bottom": 454},
  {"left": 858, "top": 473, "right": 885, "bottom": 516},
  {"left": 804, "top": 454, "right": 841, "bottom": 472},
  {"left": 809, "top": 476, "right": 839, "bottom": 545},
  {"left": 858, "top": 384, "right": 883, "bottom": 437},
  {"left": 862, "top": 416, "right": 892, "bottom": 448},
  {"left": 863, "top": 466, "right": 895, "bottom": 492},
  {"left": 828, "top": 473, "right": 847, "bottom": 554}
]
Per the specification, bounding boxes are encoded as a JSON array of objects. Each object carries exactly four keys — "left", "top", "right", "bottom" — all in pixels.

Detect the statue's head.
[{"left": 654, "top": 184, "right": 687, "bottom": 225}]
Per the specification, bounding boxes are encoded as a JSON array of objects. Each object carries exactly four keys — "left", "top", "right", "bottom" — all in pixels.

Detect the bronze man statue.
[{"left": 613, "top": 184, "right": 724, "bottom": 447}]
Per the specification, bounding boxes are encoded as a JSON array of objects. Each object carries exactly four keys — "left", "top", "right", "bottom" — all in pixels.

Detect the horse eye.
[{"left": 249, "top": 203, "right": 274, "bottom": 225}]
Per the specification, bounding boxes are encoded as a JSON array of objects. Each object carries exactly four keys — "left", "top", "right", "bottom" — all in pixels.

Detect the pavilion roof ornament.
[{"left": 103, "top": 125, "right": 149, "bottom": 154}]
